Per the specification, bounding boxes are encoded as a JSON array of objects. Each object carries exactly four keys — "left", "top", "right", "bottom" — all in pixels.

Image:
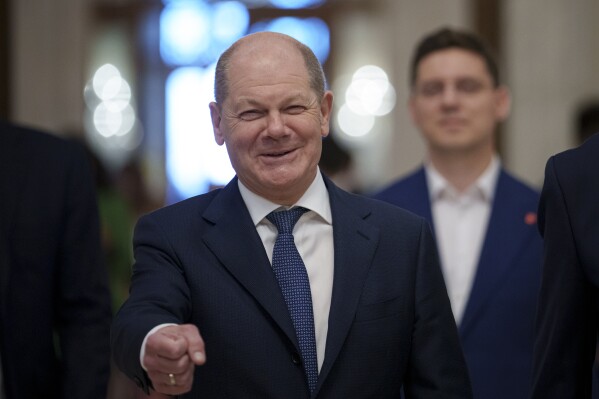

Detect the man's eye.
[
  {"left": 285, "top": 105, "right": 306, "bottom": 115},
  {"left": 239, "top": 110, "right": 262, "bottom": 121},
  {"left": 456, "top": 79, "right": 483, "bottom": 93},
  {"left": 418, "top": 83, "right": 443, "bottom": 97}
]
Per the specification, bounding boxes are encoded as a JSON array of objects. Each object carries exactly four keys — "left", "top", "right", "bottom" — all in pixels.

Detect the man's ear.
[
  {"left": 494, "top": 85, "right": 511, "bottom": 122},
  {"left": 209, "top": 102, "right": 225, "bottom": 146},
  {"left": 320, "top": 91, "right": 334, "bottom": 138}
]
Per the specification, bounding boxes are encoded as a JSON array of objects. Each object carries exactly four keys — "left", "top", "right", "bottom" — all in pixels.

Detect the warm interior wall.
[
  {"left": 9, "top": 0, "right": 90, "bottom": 135},
  {"left": 503, "top": 0, "right": 599, "bottom": 188}
]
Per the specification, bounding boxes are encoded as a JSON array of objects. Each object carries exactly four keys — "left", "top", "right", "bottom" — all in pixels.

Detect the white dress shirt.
[
  {"left": 425, "top": 157, "right": 500, "bottom": 325},
  {"left": 239, "top": 169, "right": 334, "bottom": 372}
]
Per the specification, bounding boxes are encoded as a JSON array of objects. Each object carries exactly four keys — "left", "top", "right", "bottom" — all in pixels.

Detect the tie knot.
[{"left": 267, "top": 207, "right": 308, "bottom": 234}]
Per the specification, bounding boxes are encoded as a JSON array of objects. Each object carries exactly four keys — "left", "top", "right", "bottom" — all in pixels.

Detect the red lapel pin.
[{"left": 524, "top": 212, "right": 537, "bottom": 225}]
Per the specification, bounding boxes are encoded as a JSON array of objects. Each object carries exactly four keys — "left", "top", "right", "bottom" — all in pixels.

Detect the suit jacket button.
[{"left": 291, "top": 352, "right": 302, "bottom": 365}]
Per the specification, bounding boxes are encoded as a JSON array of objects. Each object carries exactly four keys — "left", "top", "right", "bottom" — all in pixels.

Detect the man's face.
[
  {"left": 409, "top": 48, "right": 509, "bottom": 156},
  {"left": 210, "top": 35, "right": 333, "bottom": 205}
]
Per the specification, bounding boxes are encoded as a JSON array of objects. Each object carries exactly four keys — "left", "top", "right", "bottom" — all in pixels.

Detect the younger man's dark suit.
[
  {"left": 374, "top": 167, "right": 542, "bottom": 399},
  {"left": 112, "top": 175, "right": 473, "bottom": 398},
  {"left": 0, "top": 121, "right": 112, "bottom": 398},
  {"left": 531, "top": 133, "right": 599, "bottom": 399}
]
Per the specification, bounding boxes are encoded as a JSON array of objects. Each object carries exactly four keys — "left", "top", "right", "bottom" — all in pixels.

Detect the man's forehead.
[
  {"left": 416, "top": 50, "right": 492, "bottom": 82},
  {"left": 232, "top": 32, "right": 297, "bottom": 59},
  {"left": 227, "top": 50, "right": 308, "bottom": 89},
  {"left": 234, "top": 90, "right": 310, "bottom": 104}
]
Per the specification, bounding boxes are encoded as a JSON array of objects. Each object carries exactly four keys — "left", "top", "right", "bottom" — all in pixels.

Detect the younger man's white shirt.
[{"left": 425, "top": 157, "right": 500, "bottom": 324}]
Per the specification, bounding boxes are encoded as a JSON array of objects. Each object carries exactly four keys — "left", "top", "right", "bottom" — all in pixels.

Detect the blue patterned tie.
[{"left": 267, "top": 207, "right": 318, "bottom": 393}]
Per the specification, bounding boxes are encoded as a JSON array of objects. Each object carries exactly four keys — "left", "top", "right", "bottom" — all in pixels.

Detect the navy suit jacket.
[
  {"left": 112, "top": 175, "right": 473, "bottom": 398},
  {"left": 373, "top": 167, "right": 542, "bottom": 399},
  {"left": 531, "top": 133, "right": 599, "bottom": 399},
  {"left": 0, "top": 121, "right": 112, "bottom": 398}
]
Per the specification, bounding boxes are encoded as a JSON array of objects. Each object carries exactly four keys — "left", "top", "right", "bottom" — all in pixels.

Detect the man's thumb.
[{"left": 180, "top": 324, "right": 206, "bottom": 365}]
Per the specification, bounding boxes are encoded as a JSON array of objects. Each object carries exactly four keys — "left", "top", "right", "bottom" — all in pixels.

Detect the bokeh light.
[
  {"left": 212, "top": 2, "right": 250, "bottom": 44},
  {"left": 166, "top": 66, "right": 235, "bottom": 200},
  {"left": 160, "top": 1, "right": 212, "bottom": 66},
  {"left": 160, "top": 0, "right": 249, "bottom": 67},
  {"left": 345, "top": 65, "right": 396, "bottom": 116},
  {"left": 268, "top": 0, "right": 326, "bottom": 9},
  {"left": 251, "top": 16, "right": 330, "bottom": 64},
  {"left": 84, "top": 63, "right": 142, "bottom": 171},
  {"left": 336, "top": 65, "right": 396, "bottom": 139},
  {"left": 337, "top": 103, "right": 375, "bottom": 137}
]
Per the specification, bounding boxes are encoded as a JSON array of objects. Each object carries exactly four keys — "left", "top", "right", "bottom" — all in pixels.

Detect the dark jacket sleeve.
[{"left": 111, "top": 212, "right": 192, "bottom": 393}]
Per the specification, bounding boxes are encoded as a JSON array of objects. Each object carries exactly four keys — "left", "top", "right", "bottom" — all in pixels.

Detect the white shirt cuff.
[{"left": 139, "top": 323, "right": 178, "bottom": 370}]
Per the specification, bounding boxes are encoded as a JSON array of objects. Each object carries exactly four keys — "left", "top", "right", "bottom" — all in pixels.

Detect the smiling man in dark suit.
[
  {"left": 0, "top": 120, "right": 112, "bottom": 398},
  {"left": 111, "top": 32, "right": 472, "bottom": 398}
]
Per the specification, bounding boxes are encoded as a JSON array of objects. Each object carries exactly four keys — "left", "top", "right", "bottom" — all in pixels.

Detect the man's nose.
[
  {"left": 266, "top": 112, "right": 286, "bottom": 137},
  {"left": 440, "top": 86, "right": 459, "bottom": 107}
]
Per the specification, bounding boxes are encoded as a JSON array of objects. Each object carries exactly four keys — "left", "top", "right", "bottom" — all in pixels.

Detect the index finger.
[{"left": 146, "top": 326, "right": 190, "bottom": 360}]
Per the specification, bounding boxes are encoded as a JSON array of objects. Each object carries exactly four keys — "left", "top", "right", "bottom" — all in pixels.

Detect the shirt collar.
[
  {"left": 238, "top": 168, "right": 332, "bottom": 226},
  {"left": 425, "top": 155, "right": 501, "bottom": 202}
]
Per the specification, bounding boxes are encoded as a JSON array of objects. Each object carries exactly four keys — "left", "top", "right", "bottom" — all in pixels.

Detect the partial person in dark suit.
[
  {"left": 111, "top": 32, "right": 472, "bottom": 398},
  {"left": 530, "top": 132, "right": 599, "bottom": 398},
  {"left": 373, "top": 27, "right": 542, "bottom": 399},
  {"left": 0, "top": 120, "right": 112, "bottom": 398}
]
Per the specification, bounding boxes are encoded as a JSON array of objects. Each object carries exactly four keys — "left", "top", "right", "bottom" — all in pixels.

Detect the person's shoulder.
[
  {"left": 581, "top": 131, "right": 599, "bottom": 149},
  {"left": 370, "top": 167, "right": 425, "bottom": 202},
  {"left": 541, "top": 133, "right": 599, "bottom": 188},
  {"left": 1, "top": 121, "right": 91, "bottom": 180},
  {"left": 555, "top": 132, "right": 599, "bottom": 166},
  {"left": 340, "top": 188, "right": 426, "bottom": 230},
  {"left": 498, "top": 168, "right": 540, "bottom": 200},
  {"left": 142, "top": 189, "right": 221, "bottom": 222},
  {"left": 2, "top": 120, "right": 64, "bottom": 145},
  {"left": 3, "top": 121, "right": 84, "bottom": 159}
]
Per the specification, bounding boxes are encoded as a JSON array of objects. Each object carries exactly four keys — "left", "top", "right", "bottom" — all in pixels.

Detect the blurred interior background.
[
  {"left": 2, "top": 2, "right": 598, "bottom": 396},
  {"left": 2, "top": 0, "right": 599, "bottom": 202}
]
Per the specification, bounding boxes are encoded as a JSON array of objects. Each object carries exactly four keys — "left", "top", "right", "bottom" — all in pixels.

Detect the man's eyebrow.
[
  {"left": 236, "top": 93, "right": 309, "bottom": 107},
  {"left": 235, "top": 97, "right": 261, "bottom": 106}
]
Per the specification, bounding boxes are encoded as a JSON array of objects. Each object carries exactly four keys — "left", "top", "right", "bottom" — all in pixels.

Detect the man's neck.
[{"left": 428, "top": 148, "right": 495, "bottom": 193}]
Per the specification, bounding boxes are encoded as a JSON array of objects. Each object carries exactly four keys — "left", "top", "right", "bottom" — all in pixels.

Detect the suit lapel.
[
  {"left": 384, "top": 168, "right": 435, "bottom": 235},
  {"left": 201, "top": 177, "right": 381, "bottom": 391},
  {"left": 459, "top": 171, "right": 530, "bottom": 335},
  {"left": 411, "top": 168, "right": 435, "bottom": 233},
  {"left": 316, "top": 179, "right": 380, "bottom": 391},
  {"left": 200, "top": 179, "right": 298, "bottom": 348}
]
